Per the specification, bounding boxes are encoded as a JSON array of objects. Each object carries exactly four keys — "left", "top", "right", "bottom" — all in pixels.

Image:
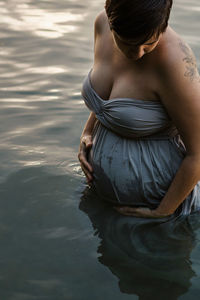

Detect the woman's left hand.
[{"left": 114, "top": 206, "right": 171, "bottom": 218}]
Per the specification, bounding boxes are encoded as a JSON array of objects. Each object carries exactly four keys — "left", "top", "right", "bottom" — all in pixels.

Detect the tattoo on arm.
[{"left": 179, "top": 41, "right": 200, "bottom": 83}]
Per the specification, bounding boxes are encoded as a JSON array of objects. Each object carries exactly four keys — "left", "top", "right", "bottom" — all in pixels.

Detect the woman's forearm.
[
  {"left": 156, "top": 155, "right": 200, "bottom": 215},
  {"left": 81, "top": 112, "right": 96, "bottom": 136}
]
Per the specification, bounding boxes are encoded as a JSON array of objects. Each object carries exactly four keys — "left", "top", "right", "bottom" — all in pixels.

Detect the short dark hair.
[{"left": 105, "top": 0, "right": 173, "bottom": 44}]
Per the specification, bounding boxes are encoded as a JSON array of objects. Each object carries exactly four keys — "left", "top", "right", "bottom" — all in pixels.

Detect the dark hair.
[{"left": 105, "top": 0, "right": 173, "bottom": 44}]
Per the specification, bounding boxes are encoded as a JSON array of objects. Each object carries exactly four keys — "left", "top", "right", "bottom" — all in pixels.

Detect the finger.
[
  {"left": 83, "top": 160, "right": 93, "bottom": 173},
  {"left": 78, "top": 153, "right": 93, "bottom": 182},
  {"left": 115, "top": 208, "right": 165, "bottom": 218},
  {"left": 114, "top": 206, "right": 137, "bottom": 213},
  {"left": 114, "top": 207, "right": 138, "bottom": 216},
  {"left": 114, "top": 206, "right": 152, "bottom": 217},
  {"left": 81, "top": 164, "right": 93, "bottom": 180},
  {"left": 78, "top": 152, "right": 93, "bottom": 173},
  {"left": 118, "top": 207, "right": 151, "bottom": 214},
  {"left": 79, "top": 144, "right": 93, "bottom": 172},
  {"left": 81, "top": 164, "right": 93, "bottom": 182},
  {"left": 81, "top": 158, "right": 93, "bottom": 173},
  {"left": 114, "top": 208, "right": 139, "bottom": 217}
]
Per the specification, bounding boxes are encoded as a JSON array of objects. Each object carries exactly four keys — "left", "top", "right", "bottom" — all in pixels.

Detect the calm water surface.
[{"left": 0, "top": 1, "right": 200, "bottom": 299}]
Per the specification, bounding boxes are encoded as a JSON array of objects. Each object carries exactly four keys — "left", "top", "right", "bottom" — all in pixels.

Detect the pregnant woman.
[{"left": 78, "top": 0, "right": 200, "bottom": 218}]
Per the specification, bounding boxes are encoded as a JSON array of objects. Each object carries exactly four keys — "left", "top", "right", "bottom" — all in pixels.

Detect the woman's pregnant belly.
[{"left": 89, "top": 122, "right": 185, "bottom": 207}]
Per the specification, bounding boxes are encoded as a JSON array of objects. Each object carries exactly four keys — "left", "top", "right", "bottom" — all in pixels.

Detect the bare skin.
[
  {"left": 78, "top": 112, "right": 96, "bottom": 184},
  {"left": 78, "top": 10, "right": 200, "bottom": 218}
]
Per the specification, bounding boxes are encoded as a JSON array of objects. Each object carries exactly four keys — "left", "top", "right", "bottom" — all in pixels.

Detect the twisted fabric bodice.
[{"left": 82, "top": 70, "right": 176, "bottom": 139}]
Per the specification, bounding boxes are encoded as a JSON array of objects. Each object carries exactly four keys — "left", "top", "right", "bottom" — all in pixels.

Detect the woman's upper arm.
[
  {"left": 94, "top": 11, "right": 105, "bottom": 38},
  {"left": 93, "top": 11, "right": 105, "bottom": 55},
  {"left": 158, "top": 39, "right": 200, "bottom": 155}
]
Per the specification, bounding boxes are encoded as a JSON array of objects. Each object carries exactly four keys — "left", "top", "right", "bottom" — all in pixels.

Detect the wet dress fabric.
[{"left": 81, "top": 69, "right": 200, "bottom": 216}]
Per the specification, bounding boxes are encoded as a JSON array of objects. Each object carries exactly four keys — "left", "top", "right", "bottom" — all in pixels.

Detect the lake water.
[{"left": 0, "top": 0, "right": 200, "bottom": 299}]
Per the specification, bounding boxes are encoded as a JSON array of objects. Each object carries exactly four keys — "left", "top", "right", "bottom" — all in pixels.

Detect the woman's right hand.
[{"left": 78, "top": 134, "right": 93, "bottom": 184}]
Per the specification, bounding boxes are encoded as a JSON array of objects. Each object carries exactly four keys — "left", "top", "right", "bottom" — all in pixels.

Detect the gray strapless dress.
[{"left": 81, "top": 69, "right": 200, "bottom": 216}]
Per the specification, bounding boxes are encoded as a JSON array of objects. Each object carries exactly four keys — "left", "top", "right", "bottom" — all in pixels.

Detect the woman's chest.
[
  {"left": 93, "top": 30, "right": 160, "bottom": 102},
  {"left": 91, "top": 64, "right": 160, "bottom": 102}
]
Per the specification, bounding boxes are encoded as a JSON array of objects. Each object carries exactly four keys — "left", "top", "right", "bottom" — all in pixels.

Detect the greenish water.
[{"left": 0, "top": 1, "right": 200, "bottom": 299}]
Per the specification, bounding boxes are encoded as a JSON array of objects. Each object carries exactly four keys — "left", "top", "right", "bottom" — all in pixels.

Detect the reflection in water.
[{"left": 80, "top": 187, "right": 200, "bottom": 300}]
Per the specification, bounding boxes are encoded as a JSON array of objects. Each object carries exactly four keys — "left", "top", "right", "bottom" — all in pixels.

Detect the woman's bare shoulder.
[
  {"left": 154, "top": 28, "right": 200, "bottom": 157},
  {"left": 93, "top": 10, "right": 114, "bottom": 63},
  {"left": 94, "top": 10, "right": 108, "bottom": 36},
  {"left": 156, "top": 27, "right": 199, "bottom": 83}
]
